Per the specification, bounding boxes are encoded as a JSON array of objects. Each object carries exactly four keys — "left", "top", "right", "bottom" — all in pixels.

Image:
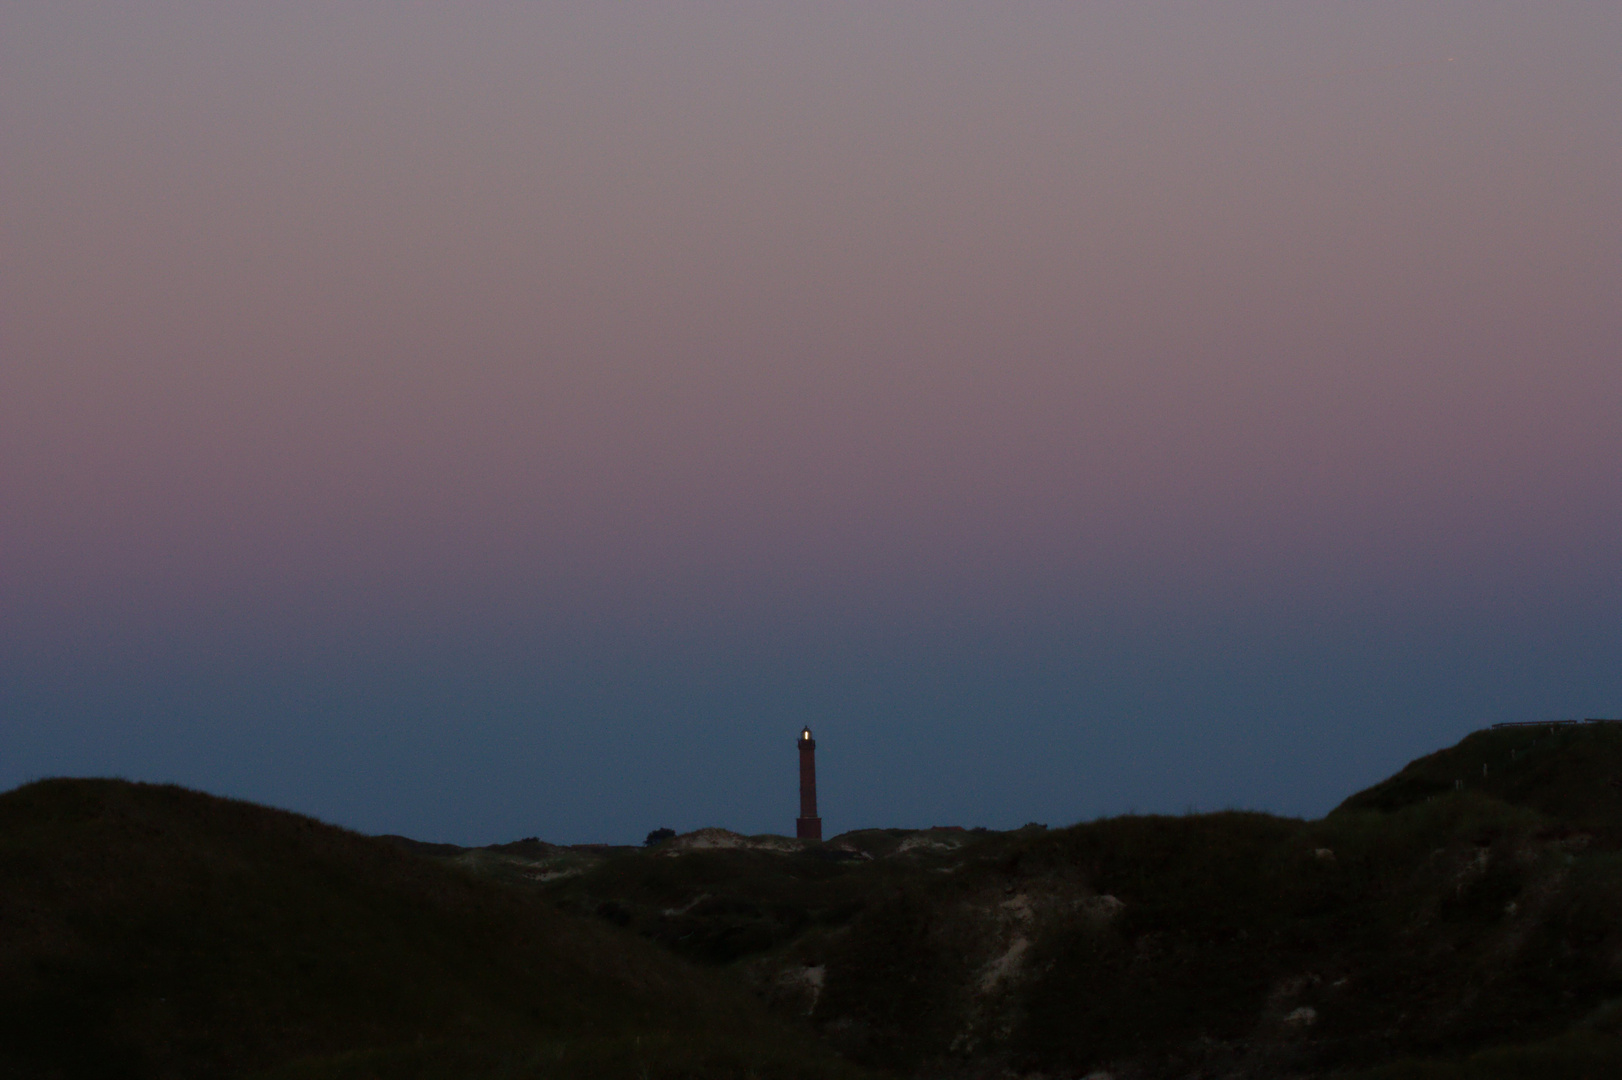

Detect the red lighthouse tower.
[{"left": 796, "top": 727, "right": 822, "bottom": 840}]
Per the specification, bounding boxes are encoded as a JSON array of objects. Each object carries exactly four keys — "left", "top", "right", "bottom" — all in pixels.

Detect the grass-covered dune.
[
  {"left": 1337, "top": 721, "right": 1622, "bottom": 823},
  {"left": 0, "top": 778, "right": 859, "bottom": 1080},
  {"left": 540, "top": 724, "right": 1622, "bottom": 1079}
]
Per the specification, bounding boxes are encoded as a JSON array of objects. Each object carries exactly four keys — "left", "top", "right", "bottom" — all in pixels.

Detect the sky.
[{"left": 3, "top": 2, "right": 1620, "bottom": 844}]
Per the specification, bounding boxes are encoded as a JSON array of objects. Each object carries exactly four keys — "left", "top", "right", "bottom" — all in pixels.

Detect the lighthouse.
[{"left": 796, "top": 727, "right": 822, "bottom": 840}]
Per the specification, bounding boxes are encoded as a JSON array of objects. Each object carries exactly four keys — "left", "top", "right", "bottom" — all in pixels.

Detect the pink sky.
[{"left": 2, "top": 3, "right": 1619, "bottom": 840}]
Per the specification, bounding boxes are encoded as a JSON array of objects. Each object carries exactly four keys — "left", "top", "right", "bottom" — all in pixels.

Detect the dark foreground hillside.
[
  {"left": 0, "top": 779, "right": 860, "bottom": 1080},
  {"left": 14, "top": 724, "right": 1622, "bottom": 1080}
]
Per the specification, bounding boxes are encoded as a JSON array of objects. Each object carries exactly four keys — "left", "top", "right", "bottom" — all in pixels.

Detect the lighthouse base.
[{"left": 796, "top": 816, "right": 822, "bottom": 840}]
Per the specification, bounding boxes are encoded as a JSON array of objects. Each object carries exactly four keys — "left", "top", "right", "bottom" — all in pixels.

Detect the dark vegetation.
[
  {"left": 538, "top": 725, "right": 1622, "bottom": 1079},
  {"left": 10, "top": 723, "right": 1622, "bottom": 1078}
]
